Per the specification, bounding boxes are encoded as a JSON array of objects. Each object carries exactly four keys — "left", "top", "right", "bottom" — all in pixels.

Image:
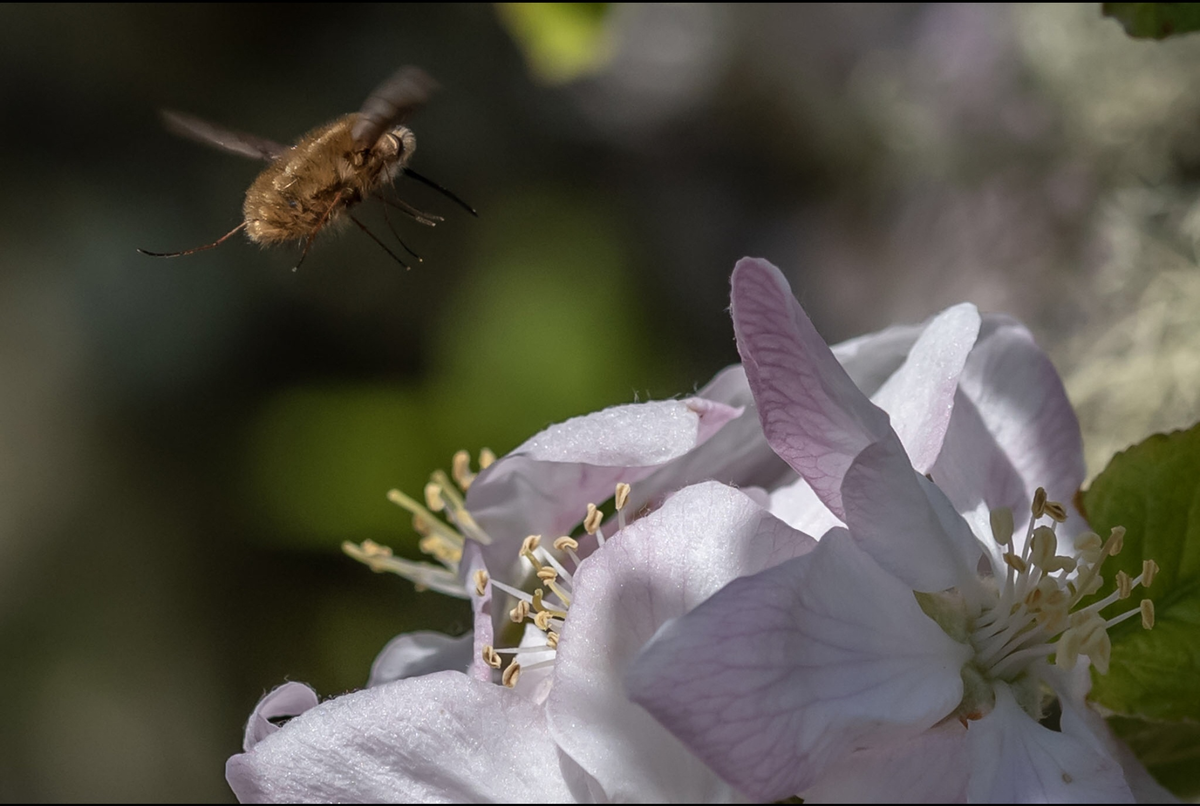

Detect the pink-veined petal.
[
  {"left": 243, "top": 682, "right": 320, "bottom": 753},
  {"left": 547, "top": 481, "right": 815, "bottom": 803},
  {"left": 841, "top": 440, "right": 984, "bottom": 594},
  {"left": 626, "top": 528, "right": 971, "bottom": 801},
  {"left": 730, "top": 257, "right": 897, "bottom": 519},
  {"left": 966, "top": 683, "right": 1134, "bottom": 803},
  {"left": 799, "top": 721, "right": 970, "bottom": 803},
  {"left": 227, "top": 671, "right": 576, "bottom": 804},
  {"left": 367, "top": 631, "right": 474, "bottom": 688},
  {"left": 466, "top": 397, "right": 741, "bottom": 577},
  {"left": 871, "top": 302, "right": 980, "bottom": 473}
]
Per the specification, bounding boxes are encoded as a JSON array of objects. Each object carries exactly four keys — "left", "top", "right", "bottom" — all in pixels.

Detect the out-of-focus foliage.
[
  {"left": 1103, "top": 3, "right": 1200, "bottom": 40},
  {"left": 1081, "top": 423, "right": 1200, "bottom": 797},
  {"left": 495, "top": 3, "right": 613, "bottom": 84}
]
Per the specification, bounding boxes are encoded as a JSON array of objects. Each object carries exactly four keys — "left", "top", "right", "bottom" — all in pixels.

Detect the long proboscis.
[{"left": 137, "top": 221, "right": 247, "bottom": 258}]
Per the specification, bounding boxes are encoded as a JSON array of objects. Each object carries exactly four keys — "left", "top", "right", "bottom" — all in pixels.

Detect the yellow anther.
[
  {"left": 522, "top": 535, "right": 542, "bottom": 555},
  {"left": 502, "top": 663, "right": 522, "bottom": 688},
  {"left": 990, "top": 507, "right": 1014, "bottom": 546},
  {"left": 534, "top": 610, "right": 554, "bottom": 631},
  {"left": 615, "top": 482, "right": 631, "bottom": 511},
  {"left": 342, "top": 539, "right": 393, "bottom": 573},
  {"left": 479, "top": 448, "right": 497, "bottom": 469},
  {"left": 1116, "top": 570, "right": 1132, "bottom": 600},
  {"left": 473, "top": 569, "right": 489, "bottom": 597},
  {"left": 1044, "top": 555, "right": 1077, "bottom": 574},
  {"left": 1030, "top": 526, "right": 1058, "bottom": 569},
  {"left": 1032, "top": 487, "right": 1047, "bottom": 519},
  {"left": 424, "top": 482, "right": 445, "bottom": 512},
  {"left": 1043, "top": 500, "right": 1068, "bottom": 523},
  {"left": 1143, "top": 559, "right": 1159, "bottom": 587},
  {"left": 1140, "top": 599, "right": 1155, "bottom": 629},
  {"left": 509, "top": 600, "right": 530, "bottom": 623},
  {"left": 584, "top": 503, "right": 603, "bottom": 534},
  {"left": 553, "top": 536, "right": 578, "bottom": 552},
  {"left": 482, "top": 645, "right": 501, "bottom": 669},
  {"left": 531, "top": 588, "right": 546, "bottom": 611},
  {"left": 537, "top": 567, "right": 558, "bottom": 582},
  {"left": 1074, "top": 531, "right": 1103, "bottom": 565},
  {"left": 1106, "top": 527, "right": 1126, "bottom": 557},
  {"left": 545, "top": 631, "right": 559, "bottom": 650},
  {"left": 452, "top": 450, "right": 475, "bottom": 490},
  {"left": 1003, "top": 552, "right": 1028, "bottom": 574}
]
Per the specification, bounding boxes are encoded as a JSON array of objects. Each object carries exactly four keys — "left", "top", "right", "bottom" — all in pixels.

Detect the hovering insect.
[{"left": 139, "top": 66, "right": 476, "bottom": 270}]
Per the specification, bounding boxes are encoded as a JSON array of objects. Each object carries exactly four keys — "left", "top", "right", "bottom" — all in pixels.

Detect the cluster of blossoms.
[{"left": 227, "top": 258, "right": 1168, "bottom": 803}]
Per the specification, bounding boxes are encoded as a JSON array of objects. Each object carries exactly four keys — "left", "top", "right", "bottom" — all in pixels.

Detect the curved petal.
[
  {"left": 768, "top": 474, "right": 844, "bottom": 537},
  {"left": 243, "top": 683, "right": 320, "bottom": 753},
  {"left": 623, "top": 365, "right": 794, "bottom": 519},
  {"left": 547, "top": 481, "right": 815, "bottom": 803},
  {"left": 626, "top": 529, "right": 971, "bottom": 801},
  {"left": 871, "top": 303, "right": 980, "bottom": 474},
  {"left": 799, "top": 721, "right": 970, "bottom": 803},
  {"left": 841, "top": 440, "right": 984, "bottom": 594},
  {"left": 227, "top": 671, "right": 576, "bottom": 804},
  {"left": 966, "top": 683, "right": 1133, "bottom": 803},
  {"left": 367, "top": 631, "right": 475, "bottom": 688},
  {"left": 467, "top": 397, "right": 742, "bottom": 578},
  {"left": 831, "top": 321, "right": 925, "bottom": 397},
  {"left": 957, "top": 315, "right": 1086, "bottom": 528},
  {"left": 730, "top": 257, "right": 896, "bottom": 518}
]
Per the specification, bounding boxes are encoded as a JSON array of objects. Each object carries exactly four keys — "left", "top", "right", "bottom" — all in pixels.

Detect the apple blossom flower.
[{"left": 627, "top": 258, "right": 1160, "bottom": 802}]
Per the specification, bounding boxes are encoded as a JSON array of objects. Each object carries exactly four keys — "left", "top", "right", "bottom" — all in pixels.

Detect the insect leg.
[
  {"left": 374, "top": 194, "right": 424, "bottom": 261},
  {"left": 292, "top": 190, "right": 347, "bottom": 272},
  {"left": 348, "top": 213, "right": 412, "bottom": 270},
  {"left": 137, "top": 221, "right": 247, "bottom": 258},
  {"left": 373, "top": 191, "right": 442, "bottom": 227},
  {"left": 402, "top": 168, "right": 478, "bottom": 217}
]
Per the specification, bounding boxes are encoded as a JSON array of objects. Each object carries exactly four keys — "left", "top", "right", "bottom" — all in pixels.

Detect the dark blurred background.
[{"left": 0, "top": 4, "right": 1198, "bottom": 800}]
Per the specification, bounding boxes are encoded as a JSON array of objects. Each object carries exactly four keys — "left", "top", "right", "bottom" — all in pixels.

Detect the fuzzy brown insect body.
[
  {"left": 243, "top": 113, "right": 415, "bottom": 245},
  {"left": 140, "top": 66, "right": 473, "bottom": 269}
]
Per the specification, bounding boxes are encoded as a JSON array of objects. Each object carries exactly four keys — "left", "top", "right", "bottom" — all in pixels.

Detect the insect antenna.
[
  {"left": 138, "top": 221, "right": 247, "bottom": 258},
  {"left": 349, "top": 213, "right": 412, "bottom": 270},
  {"left": 402, "top": 168, "right": 478, "bottom": 217},
  {"left": 375, "top": 193, "right": 423, "bottom": 261}
]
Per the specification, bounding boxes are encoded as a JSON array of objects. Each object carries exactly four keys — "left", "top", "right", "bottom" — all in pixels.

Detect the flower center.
[
  {"left": 483, "top": 482, "right": 632, "bottom": 689},
  {"left": 929, "top": 487, "right": 1157, "bottom": 722}
]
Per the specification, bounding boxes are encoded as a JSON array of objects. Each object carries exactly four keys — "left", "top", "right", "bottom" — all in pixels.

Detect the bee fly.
[{"left": 139, "top": 66, "right": 476, "bottom": 271}]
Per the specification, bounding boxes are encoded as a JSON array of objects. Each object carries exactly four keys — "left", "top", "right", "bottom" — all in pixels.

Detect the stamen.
[
  {"left": 479, "top": 448, "right": 496, "bottom": 469},
  {"left": 451, "top": 450, "right": 475, "bottom": 490},
  {"left": 1116, "top": 571, "right": 1132, "bottom": 600},
  {"left": 502, "top": 663, "right": 521, "bottom": 688},
  {"left": 473, "top": 569, "right": 489, "bottom": 597},
  {"left": 1141, "top": 599, "right": 1155, "bottom": 629},
  {"left": 584, "top": 503, "right": 603, "bottom": 538},
  {"left": 509, "top": 600, "right": 530, "bottom": 622},
  {"left": 482, "top": 645, "right": 501, "bottom": 669},
  {"left": 615, "top": 482, "right": 631, "bottom": 531},
  {"left": 1032, "top": 487, "right": 1047, "bottom": 519},
  {"left": 1043, "top": 500, "right": 1068, "bottom": 523},
  {"left": 424, "top": 482, "right": 445, "bottom": 512},
  {"left": 1143, "top": 559, "right": 1159, "bottom": 586},
  {"left": 990, "top": 507, "right": 1014, "bottom": 546},
  {"left": 388, "top": 489, "right": 466, "bottom": 550},
  {"left": 341, "top": 540, "right": 468, "bottom": 599}
]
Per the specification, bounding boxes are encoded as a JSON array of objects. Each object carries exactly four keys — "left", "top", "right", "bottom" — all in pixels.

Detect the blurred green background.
[{"left": 0, "top": 4, "right": 1198, "bottom": 801}]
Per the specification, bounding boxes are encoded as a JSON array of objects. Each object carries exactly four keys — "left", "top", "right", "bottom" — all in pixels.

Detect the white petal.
[
  {"left": 872, "top": 303, "right": 981, "bottom": 474},
  {"left": 841, "top": 440, "right": 984, "bottom": 594},
  {"left": 467, "top": 397, "right": 741, "bottom": 578},
  {"left": 831, "top": 320, "right": 925, "bottom": 398},
  {"left": 627, "top": 529, "right": 972, "bottom": 801},
  {"left": 966, "top": 683, "right": 1133, "bottom": 803},
  {"left": 799, "top": 721, "right": 970, "bottom": 803},
  {"left": 547, "top": 481, "right": 814, "bottom": 802},
  {"left": 367, "top": 631, "right": 475, "bottom": 688},
  {"left": 243, "top": 682, "right": 320, "bottom": 752},
  {"left": 768, "top": 473, "right": 845, "bottom": 537},
  {"left": 227, "top": 671, "right": 576, "bottom": 803}
]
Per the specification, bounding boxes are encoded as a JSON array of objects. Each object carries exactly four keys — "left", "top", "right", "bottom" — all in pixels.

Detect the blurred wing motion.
[
  {"left": 160, "top": 109, "right": 288, "bottom": 161},
  {"left": 351, "top": 66, "right": 439, "bottom": 150}
]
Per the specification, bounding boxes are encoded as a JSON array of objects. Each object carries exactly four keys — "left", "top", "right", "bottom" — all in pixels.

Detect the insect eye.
[{"left": 287, "top": 199, "right": 298, "bottom": 209}]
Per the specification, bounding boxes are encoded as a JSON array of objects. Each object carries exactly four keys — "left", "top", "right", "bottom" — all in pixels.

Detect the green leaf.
[
  {"left": 1102, "top": 3, "right": 1200, "bottom": 40},
  {"left": 1108, "top": 716, "right": 1200, "bottom": 799},
  {"left": 1079, "top": 422, "right": 1200, "bottom": 720}
]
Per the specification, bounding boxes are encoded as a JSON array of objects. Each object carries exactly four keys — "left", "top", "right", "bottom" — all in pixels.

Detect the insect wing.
[
  {"left": 351, "top": 66, "right": 439, "bottom": 149},
  {"left": 160, "top": 109, "right": 288, "bottom": 161}
]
